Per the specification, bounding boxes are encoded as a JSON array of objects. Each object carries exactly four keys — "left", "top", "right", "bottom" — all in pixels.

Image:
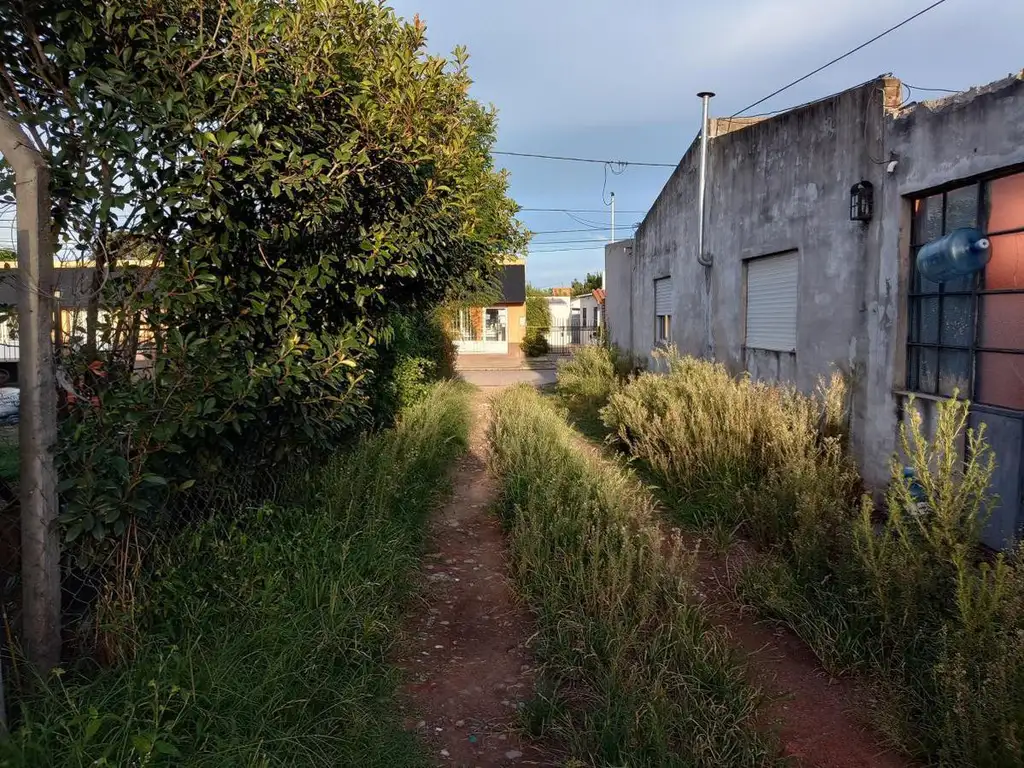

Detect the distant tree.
[
  {"left": 522, "top": 285, "right": 551, "bottom": 357},
  {"left": 571, "top": 272, "right": 602, "bottom": 296},
  {"left": 526, "top": 283, "right": 552, "bottom": 297}
]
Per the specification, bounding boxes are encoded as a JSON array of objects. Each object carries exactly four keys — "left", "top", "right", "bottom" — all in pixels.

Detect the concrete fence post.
[{"left": 0, "top": 107, "right": 60, "bottom": 676}]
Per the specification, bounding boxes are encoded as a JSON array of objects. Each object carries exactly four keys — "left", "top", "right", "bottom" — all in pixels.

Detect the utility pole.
[
  {"left": 0, "top": 107, "right": 60, "bottom": 677},
  {"left": 604, "top": 192, "right": 615, "bottom": 291},
  {"left": 610, "top": 191, "right": 615, "bottom": 244}
]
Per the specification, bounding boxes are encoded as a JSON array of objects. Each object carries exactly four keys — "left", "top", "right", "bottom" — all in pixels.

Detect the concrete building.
[
  {"left": 606, "top": 72, "right": 1024, "bottom": 548},
  {"left": 570, "top": 288, "right": 606, "bottom": 329},
  {"left": 543, "top": 293, "right": 572, "bottom": 349}
]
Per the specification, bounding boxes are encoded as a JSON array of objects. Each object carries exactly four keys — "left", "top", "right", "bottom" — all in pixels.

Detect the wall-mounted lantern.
[{"left": 850, "top": 181, "right": 874, "bottom": 222}]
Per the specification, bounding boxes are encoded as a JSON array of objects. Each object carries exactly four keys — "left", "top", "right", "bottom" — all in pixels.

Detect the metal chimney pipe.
[{"left": 696, "top": 91, "right": 715, "bottom": 267}]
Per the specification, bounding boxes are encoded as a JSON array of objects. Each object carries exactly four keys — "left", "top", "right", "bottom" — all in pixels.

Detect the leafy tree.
[
  {"left": 526, "top": 283, "right": 552, "bottom": 297},
  {"left": 0, "top": 0, "right": 525, "bottom": 543},
  {"left": 571, "top": 272, "right": 603, "bottom": 297},
  {"left": 522, "top": 288, "right": 551, "bottom": 357}
]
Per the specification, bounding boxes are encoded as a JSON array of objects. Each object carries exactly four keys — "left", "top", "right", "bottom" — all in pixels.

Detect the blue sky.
[{"left": 388, "top": 0, "right": 1024, "bottom": 288}]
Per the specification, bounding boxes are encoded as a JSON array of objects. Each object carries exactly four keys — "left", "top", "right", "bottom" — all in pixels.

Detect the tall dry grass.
[
  {"left": 602, "top": 350, "right": 858, "bottom": 543},
  {"left": 488, "top": 385, "right": 780, "bottom": 767},
  {"left": 600, "top": 351, "right": 1024, "bottom": 765}
]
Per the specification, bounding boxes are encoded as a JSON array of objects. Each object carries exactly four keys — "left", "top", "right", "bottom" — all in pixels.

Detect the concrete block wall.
[{"left": 625, "top": 78, "right": 898, "bottom": 481}]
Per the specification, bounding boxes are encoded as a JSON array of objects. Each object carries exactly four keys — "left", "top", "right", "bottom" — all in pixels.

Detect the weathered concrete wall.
[
  {"left": 744, "top": 347, "right": 797, "bottom": 385},
  {"left": 604, "top": 239, "right": 633, "bottom": 351},
  {"left": 631, "top": 78, "right": 898, "bottom": 477},
  {"left": 865, "top": 72, "right": 1024, "bottom": 488},
  {"left": 623, "top": 71, "right": 1024, "bottom": 505}
]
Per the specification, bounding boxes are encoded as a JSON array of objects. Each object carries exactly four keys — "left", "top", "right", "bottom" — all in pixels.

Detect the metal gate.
[{"left": 539, "top": 324, "right": 601, "bottom": 356}]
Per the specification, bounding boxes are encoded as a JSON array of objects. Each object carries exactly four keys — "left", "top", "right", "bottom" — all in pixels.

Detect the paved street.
[
  {"left": 456, "top": 354, "right": 558, "bottom": 388},
  {"left": 459, "top": 367, "right": 557, "bottom": 389}
]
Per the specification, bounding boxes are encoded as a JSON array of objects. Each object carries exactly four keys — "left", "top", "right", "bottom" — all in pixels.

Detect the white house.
[
  {"left": 571, "top": 288, "right": 606, "bottom": 328},
  {"left": 543, "top": 295, "right": 572, "bottom": 348}
]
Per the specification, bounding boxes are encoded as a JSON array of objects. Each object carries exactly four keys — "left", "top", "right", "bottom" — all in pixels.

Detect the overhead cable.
[
  {"left": 731, "top": 0, "right": 950, "bottom": 117},
  {"left": 518, "top": 207, "right": 648, "bottom": 214},
  {"left": 903, "top": 82, "right": 960, "bottom": 94},
  {"left": 495, "top": 151, "right": 676, "bottom": 168}
]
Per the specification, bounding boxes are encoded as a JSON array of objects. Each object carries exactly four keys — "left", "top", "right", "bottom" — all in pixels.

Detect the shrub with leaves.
[
  {"left": 521, "top": 288, "right": 551, "bottom": 357},
  {"left": 0, "top": 0, "right": 524, "bottom": 544}
]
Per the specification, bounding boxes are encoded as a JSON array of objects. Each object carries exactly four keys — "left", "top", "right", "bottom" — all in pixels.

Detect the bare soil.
[
  {"left": 690, "top": 543, "right": 914, "bottom": 768},
  {"left": 396, "top": 394, "right": 553, "bottom": 767}
]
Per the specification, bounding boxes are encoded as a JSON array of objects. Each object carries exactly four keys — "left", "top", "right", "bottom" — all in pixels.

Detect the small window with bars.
[{"left": 907, "top": 171, "right": 1024, "bottom": 410}]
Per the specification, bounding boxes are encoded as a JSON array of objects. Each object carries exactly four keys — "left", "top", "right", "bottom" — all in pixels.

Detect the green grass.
[
  {"left": 488, "top": 385, "right": 780, "bottom": 767},
  {"left": 0, "top": 426, "right": 18, "bottom": 483},
  {"left": 2, "top": 381, "right": 473, "bottom": 767}
]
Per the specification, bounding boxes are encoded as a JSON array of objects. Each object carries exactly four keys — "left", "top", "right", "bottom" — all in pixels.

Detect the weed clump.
[
  {"left": 602, "top": 350, "right": 1024, "bottom": 765},
  {"left": 489, "top": 385, "right": 779, "bottom": 767}
]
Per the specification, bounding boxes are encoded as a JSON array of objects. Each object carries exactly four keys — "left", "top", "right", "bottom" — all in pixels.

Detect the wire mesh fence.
[{"left": 58, "top": 447, "right": 317, "bottom": 666}]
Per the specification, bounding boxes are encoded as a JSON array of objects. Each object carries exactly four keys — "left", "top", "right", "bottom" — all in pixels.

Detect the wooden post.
[{"left": 0, "top": 108, "right": 60, "bottom": 675}]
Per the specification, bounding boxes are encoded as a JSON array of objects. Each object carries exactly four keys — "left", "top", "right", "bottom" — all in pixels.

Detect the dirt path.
[
  {"left": 691, "top": 546, "right": 913, "bottom": 768},
  {"left": 397, "top": 394, "right": 552, "bottom": 768}
]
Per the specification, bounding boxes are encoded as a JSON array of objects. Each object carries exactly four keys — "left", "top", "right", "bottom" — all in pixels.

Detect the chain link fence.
[
  {"left": 0, "top": 197, "right": 295, "bottom": 712},
  {"left": 59, "top": 447, "right": 314, "bottom": 665}
]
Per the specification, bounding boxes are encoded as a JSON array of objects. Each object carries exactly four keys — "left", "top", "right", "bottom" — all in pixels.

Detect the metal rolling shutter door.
[
  {"left": 654, "top": 278, "right": 673, "bottom": 316},
  {"left": 746, "top": 252, "right": 798, "bottom": 352}
]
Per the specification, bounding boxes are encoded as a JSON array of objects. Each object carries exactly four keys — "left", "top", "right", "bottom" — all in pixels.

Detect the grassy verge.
[
  {"left": 3, "top": 381, "right": 472, "bottom": 767},
  {"left": 488, "top": 385, "right": 779, "bottom": 767},
  {"left": 0, "top": 425, "right": 18, "bottom": 483},
  {"left": 553, "top": 345, "right": 636, "bottom": 442},
  {"left": 600, "top": 352, "right": 1024, "bottom": 766}
]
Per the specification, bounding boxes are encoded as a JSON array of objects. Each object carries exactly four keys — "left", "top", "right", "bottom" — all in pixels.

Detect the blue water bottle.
[
  {"left": 916, "top": 227, "right": 991, "bottom": 283},
  {"left": 903, "top": 467, "right": 929, "bottom": 518}
]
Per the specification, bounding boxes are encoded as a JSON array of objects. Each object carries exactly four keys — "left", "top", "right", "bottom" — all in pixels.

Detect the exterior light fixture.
[{"left": 850, "top": 181, "right": 874, "bottom": 222}]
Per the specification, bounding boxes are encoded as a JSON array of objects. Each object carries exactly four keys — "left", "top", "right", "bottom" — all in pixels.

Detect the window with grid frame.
[{"left": 907, "top": 170, "right": 1024, "bottom": 410}]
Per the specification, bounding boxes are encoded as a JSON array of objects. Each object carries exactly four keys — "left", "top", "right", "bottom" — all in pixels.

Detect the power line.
[
  {"left": 518, "top": 207, "right": 647, "bottom": 214},
  {"left": 731, "top": 0, "right": 950, "bottom": 117},
  {"left": 528, "top": 238, "right": 616, "bottom": 245},
  {"left": 904, "top": 82, "right": 960, "bottom": 94},
  {"left": 719, "top": 76, "right": 881, "bottom": 122},
  {"left": 532, "top": 243, "right": 610, "bottom": 249},
  {"left": 565, "top": 211, "right": 610, "bottom": 229},
  {"left": 528, "top": 245, "right": 609, "bottom": 253},
  {"left": 495, "top": 151, "right": 676, "bottom": 168},
  {"left": 528, "top": 227, "right": 614, "bottom": 235}
]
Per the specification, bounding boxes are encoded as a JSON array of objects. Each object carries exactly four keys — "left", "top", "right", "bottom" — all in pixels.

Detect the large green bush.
[{"left": 0, "top": 0, "right": 523, "bottom": 543}]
